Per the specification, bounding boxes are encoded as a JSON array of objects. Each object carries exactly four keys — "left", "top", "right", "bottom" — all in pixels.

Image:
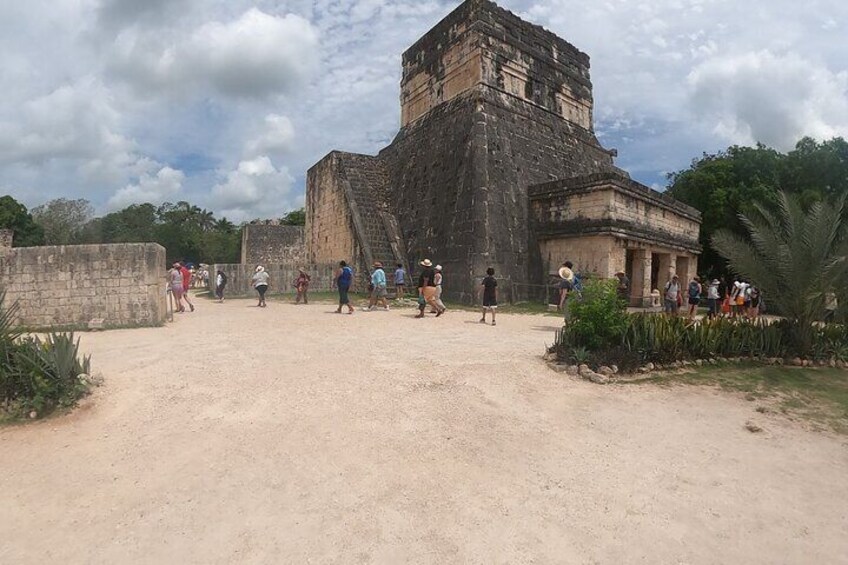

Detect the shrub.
[
  {"left": 0, "top": 292, "right": 92, "bottom": 419},
  {"left": 566, "top": 279, "right": 628, "bottom": 350}
]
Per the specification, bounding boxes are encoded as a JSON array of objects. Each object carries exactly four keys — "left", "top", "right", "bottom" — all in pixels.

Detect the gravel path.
[{"left": 2, "top": 296, "right": 847, "bottom": 564}]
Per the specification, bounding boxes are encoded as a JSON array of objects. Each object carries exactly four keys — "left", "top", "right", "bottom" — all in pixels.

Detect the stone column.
[
  {"left": 0, "top": 229, "right": 12, "bottom": 257},
  {"left": 657, "top": 253, "right": 676, "bottom": 293},
  {"left": 630, "top": 248, "right": 652, "bottom": 308},
  {"left": 677, "top": 256, "right": 691, "bottom": 285}
]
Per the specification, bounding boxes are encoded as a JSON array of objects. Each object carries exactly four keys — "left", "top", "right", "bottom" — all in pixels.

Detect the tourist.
[
  {"left": 394, "top": 263, "right": 406, "bottom": 300},
  {"left": 433, "top": 265, "right": 447, "bottom": 313},
  {"left": 252, "top": 265, "right": 270, "bottom": 308},
  {"left": 706, "top": 278, "right": 720, "bottom": 320},
  {"left": 168, "top": 262, "right": 185, "bottom": 313},
  {"left": 730, "top": 278, "right": 748, "bottom": 318},
  {"left": 334, "top": 260, "right": 355, "bottom": 314},
  {"left": 179, "top": 262, "right": 195, "bottom": 312},
  {"left": 294, "top": 268, "right": 311, "bottom": 305},
  {"left": 416, "top": 259, "right": 444, "bottom": 318},
  {"left": 479, "top": 267, "right": 498, "bottom": 326},
  {"left": 687, "top": 276, "right": 702, "bottom": 320},
  {"left": 748, "top": 285, "right": 761, "bottom": 319},
  {"left": 824, "top": 292, "right": 838, "bottom": 323},
  {"left": 215, "top": 269, "right": 227, "bottom": 302},
  {"left": 365, "top": 262, "right": 389, "bottom": 311},
  {"left": 558, "top": 261, "right": 575, "bottom": 321},
  {"left": 615, "top": 271, "right": 630, "bottom": 303},
  {"left": 663, "top": 274, "right": 681, "bottom": 316}
]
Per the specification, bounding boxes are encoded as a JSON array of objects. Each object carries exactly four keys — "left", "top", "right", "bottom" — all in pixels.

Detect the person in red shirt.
[{"left": 179, "top": 262, "right": 195, "bottom": 312}]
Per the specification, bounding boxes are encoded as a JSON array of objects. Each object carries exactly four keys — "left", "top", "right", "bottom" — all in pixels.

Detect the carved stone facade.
[
  {"left": 530, "top": 172, "right": 701, "bottom": 306},
  {"left": 305, "top": 0, "right": 700, "bottom": 303}
]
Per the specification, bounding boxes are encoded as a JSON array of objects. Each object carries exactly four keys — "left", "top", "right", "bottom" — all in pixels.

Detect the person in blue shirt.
[
  {"left": 365, "top": 261, "right": 390, "bottom": 311},
  {"left": 334, "top": 260, "right": 355, "bottom": 314},
  {"left": 394, "top": 263, "right": 406, "bottom": 300}
]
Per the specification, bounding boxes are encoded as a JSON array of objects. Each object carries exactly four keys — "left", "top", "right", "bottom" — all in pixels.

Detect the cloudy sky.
[{"left": 1, "top": 0, "right": 846, "bottom": 221}]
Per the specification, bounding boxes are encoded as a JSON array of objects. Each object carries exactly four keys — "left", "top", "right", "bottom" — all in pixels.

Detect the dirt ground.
[{"left": 2, "top": 295, "right": 847, "bottom": 564}]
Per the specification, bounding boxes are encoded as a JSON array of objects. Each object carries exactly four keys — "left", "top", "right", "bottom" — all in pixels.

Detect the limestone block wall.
[
  {"left": 538, "top": 235, "right": 622, "bottom": 279},
  {"left": 306, "top": 154, "right": 361, "bottom": 267},
  {"left": 0, "top": 243, "right": 167, "bottom": 330},
  {"left": 241, "top": 225, "right": 306, "bottom": 267},
  {"left": 211, "top": 262, "right": 341, "bottom": 298}
]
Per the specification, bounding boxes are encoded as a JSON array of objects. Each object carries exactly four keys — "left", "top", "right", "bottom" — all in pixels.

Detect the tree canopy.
[
  {"left": 0, "top": 196, "right": 45, "bottom": 247},
  {"left": 31, "top": 198, "right": 94, "bottom": 245},
  {"left": 667, "top": 137, "right": 848, "bottom": 276}
]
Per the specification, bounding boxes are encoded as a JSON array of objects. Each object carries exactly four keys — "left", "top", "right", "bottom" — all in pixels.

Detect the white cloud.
[
  {"left": 107, "top": 166, "right": 185, "bottom": 210},
  {"left": 210, "top": 156, "right": 299, "bottom": 221},
  {"left": 244, "top": 114, "right": 296, "bottom": 158},
  {"left": 108, "top": 8, "right": 319, "bottom": 99},
  {"left": 0, "top": 78, "right": 132, "bottom": 165},
  {"left": 688, "top": 51, "right": 848, "bottom": 149}
]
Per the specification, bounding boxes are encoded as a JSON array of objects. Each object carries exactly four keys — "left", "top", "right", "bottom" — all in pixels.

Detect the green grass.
[{"left": 634, "top": 365, "right": 848, "bottom": 434}]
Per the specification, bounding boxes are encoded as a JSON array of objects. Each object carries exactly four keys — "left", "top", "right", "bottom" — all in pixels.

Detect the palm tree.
[{"left": 712, "top": 190, "right": 848, "bottom": 355}]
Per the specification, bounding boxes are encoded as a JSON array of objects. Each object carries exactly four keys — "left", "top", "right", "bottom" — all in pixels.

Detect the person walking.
[
  {"left": 687, "top": 276, "right": 702, "bottom": 320},
  {"left": 168, "top": 262, "right": 186, "bottom": 313},
  {"left": 215, "top": 269, "right": 227, "bottom": 302},
  {"left": 334, "top": 261, "right": 355, "bottom": 314},
  {"left": 394, "top": 263, "right": 406, "bottom": 300},
  {"left": 557, "top": 261, "right": 576, "bottom": 321},
  {"left": 252, "top": 265, "right": 270, "bottom": 307},
  {"left": 433, "top": 265, "right": 447, "bottom": 313},
  {"left": 416, "top": 259, "right": 444, "bottom": 318},
  {"left": 179, "top": 262, "right": 195, "bottom": 312},
  {"left": 365, "top": 262, "right": 390, "bottom": 311},
  {"left": 664, "top": 274, "right": 681, "bottom": 316},
  {"left": 294, "top": 268, "right": 311, "bottom": 304},
  {"left": 479, "top": 267, "right": 498, "bottom": 326},
  {"left": 748, "top": 285, "right": 761, "bottom": 319},
  {"left": 706, "top": 278, "right": 720, "bottom": 320}
]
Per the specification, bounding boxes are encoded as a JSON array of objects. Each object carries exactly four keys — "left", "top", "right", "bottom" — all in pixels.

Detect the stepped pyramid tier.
[{"left": 305, "top": 0, "right": 700, "bottom": 304}]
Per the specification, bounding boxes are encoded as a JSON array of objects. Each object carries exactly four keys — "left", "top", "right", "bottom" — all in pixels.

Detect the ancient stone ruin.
[
  {"left": 0, "top": 229, "right": 167, "bottom": 330},
  {"left": 303, "top": 0, "right": 702, "bottom": 304}
]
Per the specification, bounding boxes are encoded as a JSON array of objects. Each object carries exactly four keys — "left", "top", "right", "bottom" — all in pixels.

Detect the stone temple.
[{"left": 302, "top": 0, "right": 701, "bottom": 306}]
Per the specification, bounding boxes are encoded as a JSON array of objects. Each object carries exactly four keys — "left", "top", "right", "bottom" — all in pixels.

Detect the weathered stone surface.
[
  {"left": 305, "top": 0, "right": 699, "bottom": 303},
  {"left": 241, "top": 224, "right": 305, "bottom": 267},
  {"left": 598, "top": 366, "right": 615, "bottom": 376},
  {"left": 0, "top": 243, "right": 166, "bottom": 330}
]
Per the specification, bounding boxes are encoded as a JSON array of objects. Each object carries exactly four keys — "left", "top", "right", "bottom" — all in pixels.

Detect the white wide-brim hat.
[{"left": 420, "top": 259, "right": 433, "bottom": 267}]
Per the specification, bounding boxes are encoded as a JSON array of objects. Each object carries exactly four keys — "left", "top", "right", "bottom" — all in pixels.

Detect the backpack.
[
  {"left": 688, "top": 281, "right": 700, "bottom": 299},
  {"left": 339, "top": 266, "right": 352, "bottom": 284}
]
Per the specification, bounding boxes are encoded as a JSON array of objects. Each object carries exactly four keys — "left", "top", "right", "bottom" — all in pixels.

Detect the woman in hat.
[
  {"left": 366, "top": 261, "right": 390, "bottom": 311},
  {"left": 416, "top": 259, "right": 444, "bottom": 318},
  {"left": 252, "top": 265, "right": 270, "bottom": 307}
]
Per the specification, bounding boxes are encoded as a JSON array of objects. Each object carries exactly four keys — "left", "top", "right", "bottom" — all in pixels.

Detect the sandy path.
[{"left": 2, "top": 296, "right": 847, "bottom": 564}]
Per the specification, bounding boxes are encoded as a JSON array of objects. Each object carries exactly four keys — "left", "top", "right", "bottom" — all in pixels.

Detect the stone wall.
[
  {"left": 0, "top": 242, "right": 167, "bottom": 330},
  {"left": 241, "top": 224, "right": 306, "bottom": 267},
  {"left": 211, "top": 262, "right": 341, "bottom": 298},
  {"left": 306, "top": 154, "right": 361, "bottom": 269},
  {"left": 538, "top": 235, "right": 622, "bottom": 279}
]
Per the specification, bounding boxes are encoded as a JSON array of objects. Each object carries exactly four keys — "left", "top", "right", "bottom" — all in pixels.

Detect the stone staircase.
[{"left": 338, "top": 153, "right": 406, "bottom": 281}]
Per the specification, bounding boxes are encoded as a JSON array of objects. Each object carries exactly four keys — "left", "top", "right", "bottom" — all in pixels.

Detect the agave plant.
[{"left": 712, "top": 191, "right": 848, "bottom": 356}]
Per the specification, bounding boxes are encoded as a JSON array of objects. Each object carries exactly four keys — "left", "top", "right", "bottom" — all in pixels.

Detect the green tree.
[
  {"left": 0, "top": 195, "right": 45, "bottom": 247},
  {"left": 98, "top": 203, "right": 158, "bottom": 243},
  {"left": 280, "top": 208, "right": 305, "bottom": 226},
  {"left": 666, "top": 144, "right": 781, "bottom": 276},
  {"left": 712, "top": 191, "right": 848, "bottom": 355},
  {"left": 31, "top": 198, "right": 94, "bottom": 245}
]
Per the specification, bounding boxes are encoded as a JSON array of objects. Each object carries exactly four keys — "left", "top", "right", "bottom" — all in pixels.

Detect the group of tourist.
[{"left": 661, "top": 275, "right": 765, "bottom": 321}]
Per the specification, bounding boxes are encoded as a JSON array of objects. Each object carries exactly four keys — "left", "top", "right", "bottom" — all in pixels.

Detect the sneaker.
[
  {"left": 436, "top": 309, "right": 444, "bottom": 317},
  {"left": 384, "top": 306, "right": 390, "bottom": 311},
  {"left": 189, "top": 304, "right": 195, "bottom": 312},
  {"left": 492, "top": 320, "right": 496, "bottom": 326},
  {"left": 479, "top": 318, "right": 486, "bottom": 324}
]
